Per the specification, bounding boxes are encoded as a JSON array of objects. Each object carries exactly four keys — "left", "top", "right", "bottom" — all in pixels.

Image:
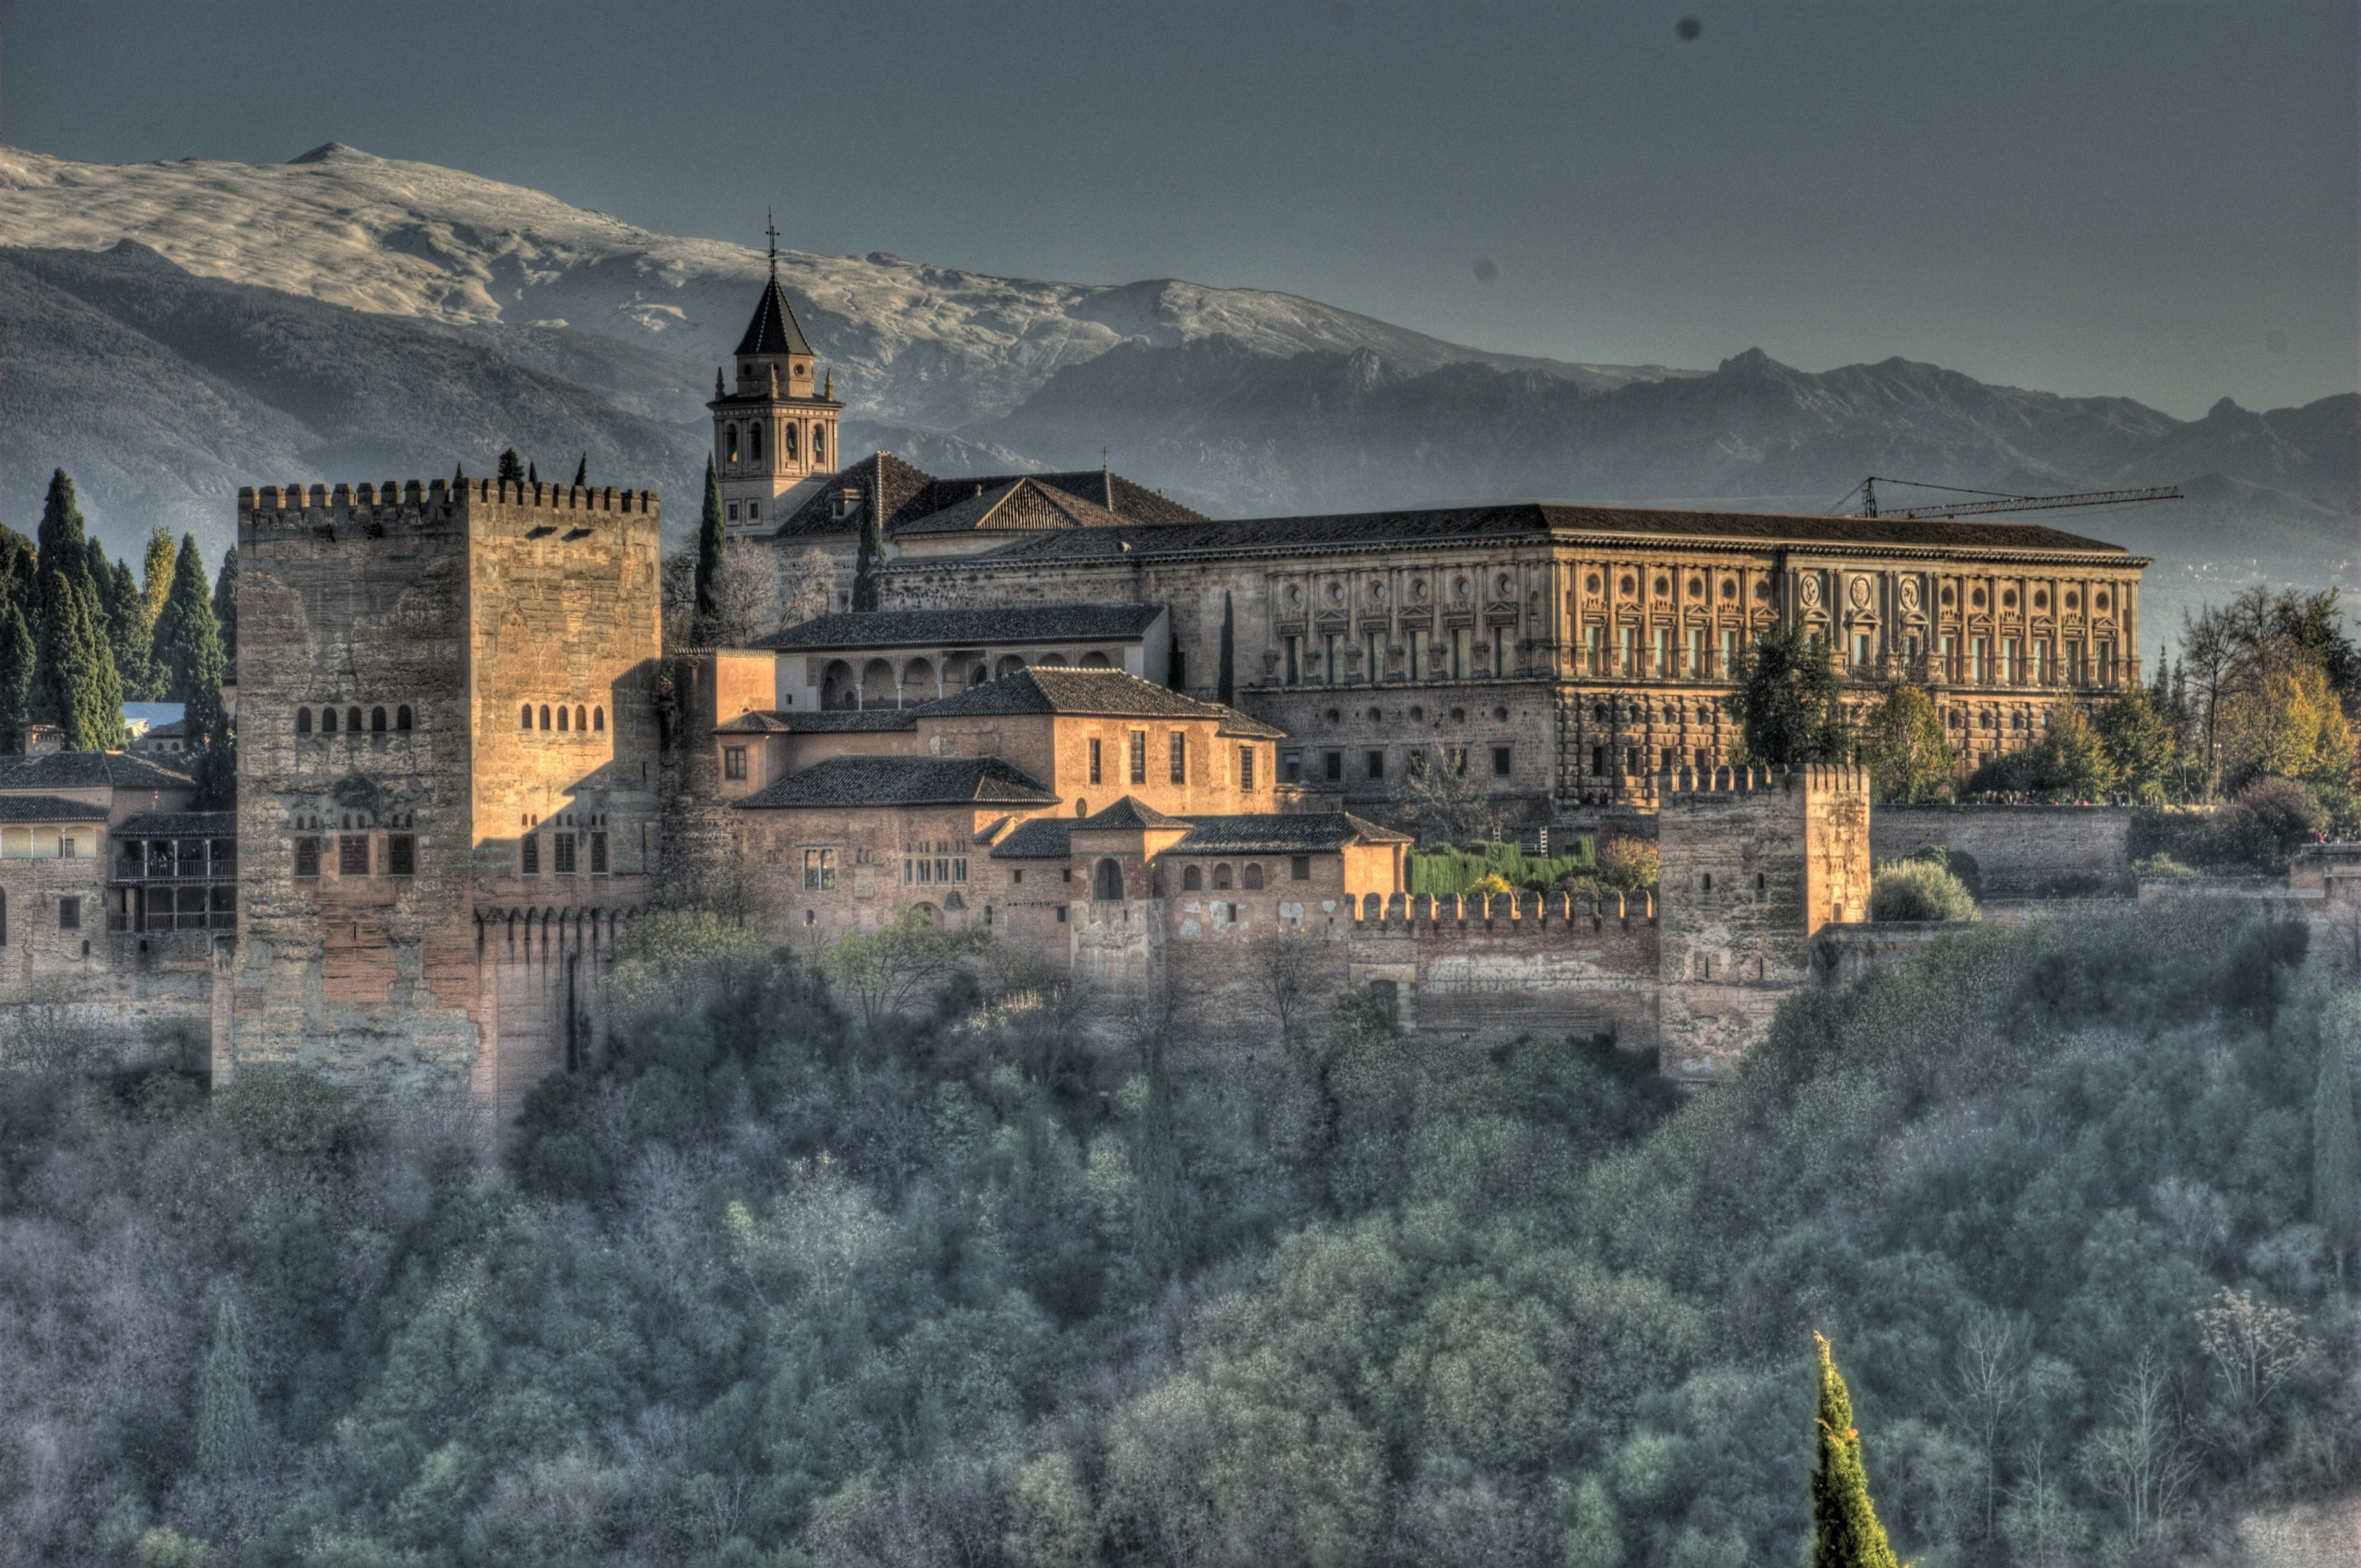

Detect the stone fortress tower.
[
  {"left": 706, "top": 219, "right": 843, "bottom": 533},
  {"left": 228, "top": 478, "right": 662, "bottom": 1125}
]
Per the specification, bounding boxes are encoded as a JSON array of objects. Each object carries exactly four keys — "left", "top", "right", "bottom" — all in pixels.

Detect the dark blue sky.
[{"left": 5, "top": 0, "right": 2354, "bottom": 419}]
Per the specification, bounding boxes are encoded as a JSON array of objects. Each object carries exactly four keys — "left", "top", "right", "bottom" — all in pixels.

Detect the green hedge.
[{"left": 1407, "top": 837, "right": 1594, "bottom": 896}]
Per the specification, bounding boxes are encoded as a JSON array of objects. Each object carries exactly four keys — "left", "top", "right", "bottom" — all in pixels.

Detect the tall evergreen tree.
[
  {"left": 34, "top": 573, "right": 124, "bottom": 750},
  {"left": 153, "top": 536, "right": 225, "bottom": 704},
  {"left": 213, "top": 546, "right": 239, "bottom": 664},
  {"left": 693, "top": 456, "right": 726, "bottom": 640},
  {"left": 852, "top": 476, "right": 885, "bottom": 613},
  {"left": 34, "top": 469, "right": 98, "bottom": 631},
  {"left": 497, "top": 448, "right": 526, "bottom": 484},
  {"left": 0, "top": 525, "right": 35, "bottom": 614},
  {"left": 527, "top": 460, "right": 540, "bottom": 485},
  {"left": 572, "top": 454, "right": 587, "bottom": 488},
  {"left": 1217, "top": 590, "right": 1236, "bottom": 707},
  {"left": 1133, "top": 1020, "right": 1184, "bottom": 1279},
  {"left": 2315, "top": 1039, "right": 2359, "bottom": 1289},
  {"left": 0, "top": 598, "right": 33, "bottom": 754},
  {"left": 1726, "top": 628, "right": 1851, "bottom": 767},
  {"left": 141, "top": 525, "right": 178, "bottom": 629},
  {"left": 197, "top": 1299, "right": 259, "bottom": 1479},
  {"left": 1808, "top": 1334, "right": 1904, "bottom": 1568},
  {"left": 453, "top": 461, "right": 467, "bottom": 486},
  {"left": 100, "top": 555, "right": 161, "bottom": 700}
]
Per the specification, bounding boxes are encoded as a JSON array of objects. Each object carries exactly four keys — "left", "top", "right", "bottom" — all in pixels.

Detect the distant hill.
[{"left": 2, "top": 141, "right": 2349, "bottom": 636}]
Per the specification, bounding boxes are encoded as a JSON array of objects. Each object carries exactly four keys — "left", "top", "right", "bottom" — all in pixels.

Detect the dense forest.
[{"left": 3, "top": 901, "right": 2354, "bottom": 1567}]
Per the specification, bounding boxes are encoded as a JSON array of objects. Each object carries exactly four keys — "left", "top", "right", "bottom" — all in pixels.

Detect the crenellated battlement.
[
  {"left": 1655, "top": 762, "right": 1869, "bottom": 800},
  {"left": 237, "top": 479, "right": 660, "bottom": 522}
]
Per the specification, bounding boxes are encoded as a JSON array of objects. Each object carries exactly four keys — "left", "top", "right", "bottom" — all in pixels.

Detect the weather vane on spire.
[{"left": 765, "top": 208, "right": 780, "bottom": 280}]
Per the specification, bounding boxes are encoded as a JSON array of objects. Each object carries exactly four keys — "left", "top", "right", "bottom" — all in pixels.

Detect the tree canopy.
[{"left": 1725, "top": 627, "right": 1850, "bottom": 766}]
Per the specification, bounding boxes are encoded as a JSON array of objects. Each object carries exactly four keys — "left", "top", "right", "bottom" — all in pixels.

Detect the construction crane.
[{"left": 1847, "top": 475, "right": 2182, "bottom": 520}]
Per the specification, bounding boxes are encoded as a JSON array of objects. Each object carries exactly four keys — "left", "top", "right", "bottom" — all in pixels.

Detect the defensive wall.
[{"left": 1871, "top": 804, "right": 2134, "bottom": 896}]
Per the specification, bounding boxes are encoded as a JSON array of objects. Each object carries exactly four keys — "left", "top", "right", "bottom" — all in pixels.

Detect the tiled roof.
[
  {"left": 0, "top": 752, "right": 194, "bottom": 791},
  {"left": 1169, "top": 813, "right": 1413, "bottom": 853},
  {"left": 114, "top": 810, "right": 236, "bottom": 837},
  {"left": 935, "top": 503, "right": 2140, "bottom": 564},
  {"left": 733, "top": 277, "right": 814, "bottom": 357},
  {"left": 714, "top": 709, "right": 917, "bottom": 734},
  {"left": 915, "top": 667, "right": 1278, "bottom": 731},
  {"left": 757, "top": 603, "right": 1166, "bottom": 651},
  {"left": 893, "top": 478, "right": 1129, "bottom": 538},
  {"left": 765, "top": 452, "right": 938, "bottom": 540},
  {"left": 761, "top": 455, "right": 1207, "bottom": 541},
  {"left": 1075, "top": 797, "right": 1191, "bottom": 830},
  {"left": 991, "top": 817, "right": 1074, "bottom": 859},
  {"left": 0, "top": 794, "right": 111, "bottom": 823},
  {"left": 906, "top": 469, "right": 1207, "bottom": 528},
  {"left": 732, "top": 755, "right": 1058, "bottom": 810}
]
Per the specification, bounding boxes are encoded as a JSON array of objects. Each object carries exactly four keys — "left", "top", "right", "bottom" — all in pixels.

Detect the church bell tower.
[{"left": 709, "top": 215, "right": 843, "bottom": 534}]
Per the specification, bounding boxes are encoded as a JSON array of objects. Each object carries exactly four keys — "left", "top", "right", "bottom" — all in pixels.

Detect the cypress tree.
[
  {"left": 0, "top": 598, "right": 33, "bottom": 754},
  {"left": 141, "top": 525, "right": 177, "bottom": 629},
  {"left": 2315, "top": 1039, "right": 2359, "bottom": 1289},
  {"left": 196, "top": 1299, "right": 259, "bottom": 1479},
  {"left": 852, "top": 473, "right": 884, "bottom": 612},
  {"left": 1808, "top": 1334, "right": 1903, "bottom": 1568},
  {"left": 101, "top": 556, "right": 161, "bottom": 700},
  {"left": 693, "top": 456, "right": 726, "bottom": 640},
  {"left": 528, "top": 459, "right": 540, "bottom": 485},
  {"left": 1218, "top": 590, "right": 1236, "bottom": 707},
  {"left": 153, "top": 537, "right": 224, "bottom": 704},
  {"left": 0, "top": 525, "right": 35, "bottom": 614},
  {"left": 572, "top": 454, "right": 587, "bottom": 488},
  {"left": 497, "top": 448, "right": 526, "bottom": 484},
  {"left": 35, "top": 469, "right": 92, "bottom": 600},
  {"left": 1133, "top": 1021, "right": 1184, "bottom": 1278},
  {"left": 213, "top": 546, "right": 239, "bottom": 664},
  {"left": 453, "top": 461, "right": 467, "bottom": 486},
  {"left": 34, "top": 573, "right": 124, "bottom": 750}
]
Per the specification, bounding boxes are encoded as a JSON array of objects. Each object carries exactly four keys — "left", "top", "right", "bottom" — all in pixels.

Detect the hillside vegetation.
[{"left": 1, "top": 905, "right": 2355, "bottom": 1567}]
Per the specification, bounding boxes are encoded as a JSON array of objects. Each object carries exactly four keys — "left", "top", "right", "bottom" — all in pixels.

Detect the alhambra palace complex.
[{"left": 8, "top": 268, "right": 2345, "bottom": 1119}]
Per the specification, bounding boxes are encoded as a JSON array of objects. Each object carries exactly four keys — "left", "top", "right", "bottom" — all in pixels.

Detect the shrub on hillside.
[
  {"left": 1901, "top": 844, "right": 1981, "bottom": 901},
  {"left": 1868, "top": 860, "right": 1977, "bottom": 921}
]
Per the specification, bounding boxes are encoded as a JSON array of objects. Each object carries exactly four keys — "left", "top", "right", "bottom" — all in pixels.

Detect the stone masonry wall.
[{"left": 1871, "top": 805, "right": 2135, "bottom": 896}]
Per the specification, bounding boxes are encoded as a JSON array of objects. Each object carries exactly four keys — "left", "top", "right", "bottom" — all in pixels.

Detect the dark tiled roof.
[
  {"left": 906, "top": 469, "right": 1208, "bottom": 528},
  {"left": 1169, "top": 813, "right": 1413, "bottom": 853},
  {"left": 1076, "top": 797, "right": 1191, "bottom": 830},
  {"left": 733, "top": 277, "right": 814, "bottom": 357},
  {"left": 733, "top": 755, "right": 1058, "bottom": 809},
  {"left": 942, "top": 503, "right": 2139, "bottom": 565},
  {"left": 115, "top": 811, "right": 236, "bottom": 837},
  {"left": 991, "top": 817, "right": 1074, "bottom": 859},
  {"left": 757, "top": 603, "right": 1165, "bottom": 651},
  {"left": 0, "top": 752, "right": 194, "bottom": 791},
  {"left": 763, "top": 454, "right": 1207, "bottom": 541},
  {"left": 893, "top": 478, "right": 1129, "bottom": 538},
  {"left": 914, "top": 668, "right": 1281, "bottom": 735},
  {"left": 765, "top": 452, "right": 937, "bottom": 540},
  {"left": 0, "top": 794, "right": 111, "bottom": 823},
  {"left": 714, "top": 709, "right": 917, "bottom": 734}
]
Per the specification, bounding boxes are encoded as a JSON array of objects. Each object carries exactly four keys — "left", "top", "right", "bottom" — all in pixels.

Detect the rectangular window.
[
  {"left": 1447, "top": 745, "right": 1468, "bottom": 776},
  {"left": 804, "top": 848, "right": 836, "bottom": 890},
  {"left": 2064, "top": 641, "right": 2082, "bottom": 683},
  {"left": 1625, "top": 745, "right": 1642, "bottom": 776},
  {"left": 1654, "top": 627, "right": 1672, "bottom": 674},
  {"left": 1969, "top": 636, "right": 1987, "bottom": 683},
  {"left": 1291, "top": 856, "right": 1311, "bottom": 881},
  {"left": 1282, "top": 751, "right": 1303, "bottom": 784},
  {"left": 1721, "top": 628, "right": 1738, "bottom": 674},
  {"left": 1089, "top": 738, "right": 1102, "bottom": 784},
  {"left": 2032, "top": 640, "right": 2050, "bottom": 683},
  {"left": 1619, "top": 626, "right": 1638, "bottom": 675},
  {"left": 2094, "top": 643, "right": 2113, "bottom": 685},
  {"left": 1941, "top": 635, "right": 1959, "bottom": 681},
  {"left": 554, "top": 833, "right": 576, "bottom": 874},
  {"left": 339, "top": 835, "right": 369, "bottom": 876},
  {"left": 1284, "top": 636, "right": 1301, "bottom": 684},
  {"left": 521, "top": 834, "right": 539, "bottom": 875},
  {"left": 952, "top": 857, "right": 967, "bottom": 883},
  {"left": 387, "top": 833, "right": 416, "bottom": 876},
  {"left": 1323, "top": 632, "right": 1342, "bottom": 683},
  {"left": 1492, "top": 625, "right": 1510, "bottom": 677},
  {"left": 1492, "top": 744, "right": 1512, "bottom": 778},
  {"left": 1904, "top": 634, "right": 1923, "bottom": 668},
  {"left": 1169, "top": 731, "right": 1187, "bottom": 784},
  {"left": 1129, "top": 730, "right": 1146, "bottom": 784},
  {"left": 1240, "top": 746, "right": 1256, "bottom": 790},
  {"left": 1323, "top": 750, "right": 1343, "bottom": 782},
  {"left": 1688, "top": 627, "right": 1705, "bottom": 675},
  {"left": 1853, "top": 633, "right": 1873, "bottom": 668},
  {"left": 1585, "top": 624, "right": 1604, "bottom": 675},
  {"left": 1055, "top": 905, "right": 1067, "bottom": 923},
  {"left": 1661, "top": 746, "right": 1677, "bottom": 771},
  {"left": 1410, "top": 627, "right": 1431, "bottom": 681},
  {"left": 294, "top": 837, "right": 320, "bottom": 878},
  {"left": 1452, "top": 625, "right": 1471, "bottom": 680},
  {"left": 58, "top": 896, "right": 79, "bottom": 932},
  {"left": 1591, "top": 744, "right": 1607, "bottom": 777},
  {"left": 723, "top": 746, "right": 747, "bottom": 780},
  {"left": 1368, "top": 632, "right": 1386, "bottom": 683},
  {"left": 1366, "top": 749, "right": 1385, "bottom": 779}
]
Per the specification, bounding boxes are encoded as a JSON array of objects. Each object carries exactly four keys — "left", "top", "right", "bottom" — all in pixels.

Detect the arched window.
[
  {"left": 1213, "top": 862, "right": 1234, "bottom": 890},
  {"left": 575, "top": 706, "right": 587, "bottom": 732},
  {"left": 748, "top": 422, "right": 765, "bottom": 462},
  {"left": 540, "top": 705, "right": 552, "bottom": 731},
  {"left": 396, "top": 706, "right": 412, "bottom": 731},
  {"left": 296, "top": 707, "right": 312, "bottom": 735},
  {"left": 371, "top": 707, "right": 386, "bottom": 732},
  {"left": 1242, "top": 863, "right": 1265, "bottom": 890},
  {"left": 812, "top": 426, "right": 825, "bottom": 462},
  {"left": 558, "top": 706, "right": 570, "bottom": 732},
  {"left": 724, "top": 423, "right": 740, "bottom": 462},
  {"left": 347, "top": 707, "right": 362, "bottom": 733},
  {"left": 520, "top": 705, "right": 534, "bottom": 730},
  {"left": 1182, "top": 864, "right": 1203, "bottom": 891},
  {"left": 995, "top": 654, "right": 1026, "bottom": 678},
  {"left": 1093, "top": 858, "right": 1125, "bottom": 901},
  {"left": 1663, "top": 706, "right": 1678, "bottom": 724},
  {"left": 784, "top": 424, "right": 799, "bottom": 460},
  {"left": 1697, "top": 707, "right": 1713, "bottom": 725},
  {"left": 321, "top": 707, "right": 338, "bottom": 734},
  {"left": 592, "top": 707, "right": 604, "bottom": 732}
]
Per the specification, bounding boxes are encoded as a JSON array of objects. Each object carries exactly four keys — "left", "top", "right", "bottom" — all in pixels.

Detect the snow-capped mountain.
[{"left": 2, "top": 142, "right": 1677, "bottom": 433}]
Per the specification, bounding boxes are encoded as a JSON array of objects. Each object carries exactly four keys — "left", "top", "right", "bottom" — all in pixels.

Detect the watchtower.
[
  {"left": 1654, "top": 763, "right": 1870, "bottom": 1080},
  {"left": 710, "top": 220, "right": 843, "bottom": 533},
  {"left": 229, "top": 478, "right": 663, "bottom": 1126}
]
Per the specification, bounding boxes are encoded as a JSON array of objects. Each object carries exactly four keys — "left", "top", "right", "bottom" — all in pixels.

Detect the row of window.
[
  {"left": 1591, "top": 746, "right": 1719, "bottom": 778},
  {"left": 521, "top": 705, "right": 606, "bottom": 733},
  {"left": 904, "top": 856, "right": 969, "bottom": 885},
  {"left": 519, "top": 832, "right": 610, "bottom": 876},
  {"left": 1278, "top": 744, "right": 1513, "bottom": 784},
  {"left": 1175, "top": 859, "right": 1311, "bottom": 892},
  {"left": 294, "top": 834, "right": 417, "bottom": 878},
  {"left": 720, "top": 420, "right": 825, "bottom": 467},
  {"left": 1085, "top": 731, "right": 1197, "bottom": 787},
  {"left": 296, "top": 705, "right": 411, "bottom": 735},
  {"left": 1282, "top": 626, "right": 1513, "bottom": 685}
]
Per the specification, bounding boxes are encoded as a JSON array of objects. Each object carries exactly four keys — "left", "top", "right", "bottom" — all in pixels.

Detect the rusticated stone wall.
[{"left": 1871, "top": 804, "right": 2134, "bottom": 896}]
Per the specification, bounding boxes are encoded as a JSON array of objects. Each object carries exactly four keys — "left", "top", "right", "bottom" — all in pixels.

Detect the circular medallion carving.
[
  {"left": 1848, "top": 576, "right": 1871, "bottom": 610},
  {"left": 1799, "top": 574, "right": 1821, "bottom": 609},
  {"left": 1899, "top": 577, "right": 1921, "bottom": 612}
]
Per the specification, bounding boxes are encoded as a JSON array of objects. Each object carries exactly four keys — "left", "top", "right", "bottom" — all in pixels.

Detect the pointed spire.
[
  {"left": 765, "top": 208, "right": 780, "bottom": 280},
  {"left": 715, "top": 367, "right": 725, "bottom": 398},
  {"left": 823, "top": 368, "right": 833, "bottom": 400}
]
